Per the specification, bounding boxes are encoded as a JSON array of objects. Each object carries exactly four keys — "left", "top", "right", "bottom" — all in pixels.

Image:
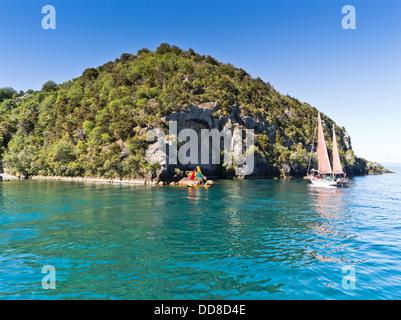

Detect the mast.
[
  {"left": 332, "top": 124, "right": 343, "bottom": 175},
  {"left": 317, "top": 113, "right": 332, "bottom": 175},
  {"left": 307, "top": 117, "right": 318, "bottom": 176}
]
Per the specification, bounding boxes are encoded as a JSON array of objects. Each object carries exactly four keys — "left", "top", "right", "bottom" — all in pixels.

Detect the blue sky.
[{"left": 0, "top": 0, "right": 400, "bottom": 163}]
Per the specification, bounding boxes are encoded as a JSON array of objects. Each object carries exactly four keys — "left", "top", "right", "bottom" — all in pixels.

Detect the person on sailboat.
[{"left": 187, "top": 166, "right": 209, "bottom": 187}]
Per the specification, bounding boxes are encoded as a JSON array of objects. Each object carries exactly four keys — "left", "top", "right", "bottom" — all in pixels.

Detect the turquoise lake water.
[{"left": 0, "top": 165, "right": 400, "bottom": 300}]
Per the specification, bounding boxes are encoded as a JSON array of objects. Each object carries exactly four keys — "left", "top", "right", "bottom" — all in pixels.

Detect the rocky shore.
[
  {"left": 32, "top": 161, "right": 395, "bottom": 185},
  {"left": 28, "top": 175, "right": 154, "bottom": 185},
  {"left": 0, "top": 173, "right": 20, "bottom": 181}
]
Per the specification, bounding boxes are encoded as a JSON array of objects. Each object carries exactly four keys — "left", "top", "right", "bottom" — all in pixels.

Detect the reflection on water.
[
  {"left": 308, "top": 186, "right": 350, "bottom": 262},
  {"left": 310, "top": 185, "right": 345, "bottom": 220},
  {"left": 0, "top": 174, "right": 401, "bottom": 299}
]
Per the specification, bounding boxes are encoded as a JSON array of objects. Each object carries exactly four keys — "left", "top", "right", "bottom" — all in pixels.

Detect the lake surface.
[{"left": 0, "top": 165, "right": 400, "bottom": 300}]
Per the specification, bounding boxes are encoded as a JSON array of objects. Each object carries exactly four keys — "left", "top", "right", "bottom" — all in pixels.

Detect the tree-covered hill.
[{"left": 0, "top": 43, "right": 386, "bottom": 180}]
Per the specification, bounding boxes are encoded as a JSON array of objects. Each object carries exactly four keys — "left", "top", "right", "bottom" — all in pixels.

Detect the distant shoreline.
[
  {"left": 29, "top": 175, "right": 155, "bottom": 185},
  {"left": 0, "top": 174, "right": 155, "bottom": 185}
]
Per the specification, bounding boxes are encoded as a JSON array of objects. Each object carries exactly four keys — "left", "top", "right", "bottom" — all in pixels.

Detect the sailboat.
[
  {"left": 187, "top": 166, "right": 212, "bottom": 188},
  {"left": 308, "top": 113, "right": 349, "bottom": 187}
]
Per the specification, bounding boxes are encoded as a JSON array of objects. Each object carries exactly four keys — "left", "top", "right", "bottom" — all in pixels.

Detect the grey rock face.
[{"left": 146, "top": 103, "right": 270, "bottom": 179}]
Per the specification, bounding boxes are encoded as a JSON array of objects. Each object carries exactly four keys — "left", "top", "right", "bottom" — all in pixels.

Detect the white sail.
[{"left": 332, "top": 125, "right": 343, "bottom": 174}]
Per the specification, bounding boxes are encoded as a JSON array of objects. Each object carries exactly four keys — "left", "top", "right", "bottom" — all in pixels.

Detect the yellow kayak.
[{"left": 187, "top": 184, "right": 212, "bottom": 188}]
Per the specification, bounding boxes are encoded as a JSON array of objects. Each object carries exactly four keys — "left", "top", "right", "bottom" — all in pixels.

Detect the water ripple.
[{"left": 0, "top": 168, "right": 400, "bottom": 299}]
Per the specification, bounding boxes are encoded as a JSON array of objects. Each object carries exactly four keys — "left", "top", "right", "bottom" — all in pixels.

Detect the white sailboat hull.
[{"left": 309, "top": 177, "right": 349, "bottom": 187}]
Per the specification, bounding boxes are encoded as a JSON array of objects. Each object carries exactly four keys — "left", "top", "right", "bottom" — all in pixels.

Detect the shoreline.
[
  {"left": 1, "top": 169, "right": 395, "bottom": 185},
  {"left": 0, "top": 173, "right": 20, "bottom": 181},
  {"left": 28, "top": 175, "right": 155, "bottom": 185}
]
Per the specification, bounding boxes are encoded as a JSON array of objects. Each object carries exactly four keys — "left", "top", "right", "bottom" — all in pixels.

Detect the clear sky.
[{"left": 0, "top": 0, "right": 400, "bottom": 163}]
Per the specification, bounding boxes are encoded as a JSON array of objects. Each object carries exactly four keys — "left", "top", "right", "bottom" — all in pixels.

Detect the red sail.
[
  {"left": 189, "top": 169, "right": 196, "bottom": 180},
  {"left": 317, "top": 113, "right": 332, "bottom": 174},
  {"left": 332, "top": 125, "right": 343, "bottom": 174}
]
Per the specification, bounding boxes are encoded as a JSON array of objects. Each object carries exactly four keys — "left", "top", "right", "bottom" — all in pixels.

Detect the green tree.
[
  {"left": 156, "top": 43, "right": 171, "bottom": 55},
  {"left": 83, "top": 120, "right": 95, "bottom": 133},
  {"left": 0, "top": 87, "right": 16, "bottom": 103},
  {"left": 81, "top": 68, "right": 99, "bottom": 82},
  {"left": 42, "top": 81, "right": 58, "bottom": 92},
  {"left": 0, "top": 99, "right": 17, "bottom": 112}
]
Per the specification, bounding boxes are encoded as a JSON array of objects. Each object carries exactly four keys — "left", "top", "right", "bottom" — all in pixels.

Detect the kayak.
[
  {"left": 187, "top": 184, "right": 212, "bottom": 188},
  {"left": 187, "top": 166, "right": 213, "bottom": 188}
]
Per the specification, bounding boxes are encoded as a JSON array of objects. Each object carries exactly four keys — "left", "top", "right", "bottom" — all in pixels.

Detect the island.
[{"left": 0, "top": 44, "right": 390, "bottom": 185}]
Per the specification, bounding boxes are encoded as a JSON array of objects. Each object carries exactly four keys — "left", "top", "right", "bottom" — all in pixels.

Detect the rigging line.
[{"left": 307, "top": 116, "right": 318, "bottom": 176}]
